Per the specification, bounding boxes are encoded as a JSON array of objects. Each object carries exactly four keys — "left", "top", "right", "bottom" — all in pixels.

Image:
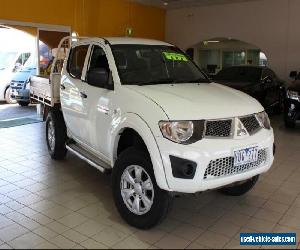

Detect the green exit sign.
[{"left": 126, "top": 27, "right": 133, "bottom": 37}]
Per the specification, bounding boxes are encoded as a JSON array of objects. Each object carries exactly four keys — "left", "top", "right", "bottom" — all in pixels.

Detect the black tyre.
[
  {"left": 285, "top": 118, "right": 296, "bottom": 128},
  {"left": 5, "top": 87, "right": 16, "bottom": 104},
  {"left": 46, "top": 109, "right": 67, "bottom": 160},
  {"left": 18, "top": 101, "right": 30, "bottom": 107},
  {"left": 219, "top": 175, "right": 259, "bottom": 196},
  {"left": 112, "top": 147, "right": 173, "bottom": 229}
]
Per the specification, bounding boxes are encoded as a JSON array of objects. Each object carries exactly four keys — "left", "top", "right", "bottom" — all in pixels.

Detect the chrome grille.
[
  {"left": 11, "top": 81, "right": 24, "bottom": 89},
  {"left": 240, "top": 115, "right": 261, "bottom": 135},
  {"left": 11, "top": 80, "right": 25, "bottom": 84},
  {"left": 204, "top": 149, "right": 268, "bottom": 180},
  {"left": 205, "top": 119, "right": 232, "bottom": 137}
]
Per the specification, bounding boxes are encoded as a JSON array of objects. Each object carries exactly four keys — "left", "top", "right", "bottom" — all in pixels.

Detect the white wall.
[{"left": 166, "top": 0, "right": 300, "bottom": 80}]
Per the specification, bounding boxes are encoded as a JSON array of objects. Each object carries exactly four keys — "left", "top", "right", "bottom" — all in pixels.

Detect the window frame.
[
  {"left": 85, "top": 44, "right": 113, "bottom": 89},
  {"left": 262, "top": 68, "right": 276, "bottom": 80},
  {"left": 67, "top": 44, "right": 90, "bottom": 80}
]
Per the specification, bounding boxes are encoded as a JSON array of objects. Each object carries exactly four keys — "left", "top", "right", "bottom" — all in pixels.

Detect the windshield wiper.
[
  {"left": 185, "top": 78, "right": 209, "bottom": 83},
  {"left": 137, "top": 78, "right": 209, "bottom": 86},
  {"left": 138, "top": 78, "right": 175, "bottom": 86}
]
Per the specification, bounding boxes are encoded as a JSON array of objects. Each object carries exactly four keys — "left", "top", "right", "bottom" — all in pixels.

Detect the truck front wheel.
[
  {"left": 112, "top": 147, "right": 173, "bottom": 229},
  {"left": 219, "top": 175, "right": 259, "bottom": 196},
  {"left": 46, "top": 110, "right": 67, "bottom": 160},
  {"left": 18, "top": 101, "right": 30, "bottom": 107},
  {"left": 5, "top": 87, "right": 16, "bottom": 104}
]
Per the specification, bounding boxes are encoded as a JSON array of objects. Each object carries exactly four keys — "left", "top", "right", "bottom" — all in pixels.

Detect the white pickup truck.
[{"left": 30, "top": 36, "right": 275, "bottom": 229}]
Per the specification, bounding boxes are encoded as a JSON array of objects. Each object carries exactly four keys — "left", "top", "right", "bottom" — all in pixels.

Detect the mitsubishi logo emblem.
[{"left": 237, "top": 120, "right": 248, "bottom": 137}]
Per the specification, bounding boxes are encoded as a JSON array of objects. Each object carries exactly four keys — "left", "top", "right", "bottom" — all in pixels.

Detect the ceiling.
[{"left": 133, "top": 0, "right": 261, "bottom": 9}]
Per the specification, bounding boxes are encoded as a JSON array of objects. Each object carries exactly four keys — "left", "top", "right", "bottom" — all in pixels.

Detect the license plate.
[{"left": 234, "top": 146, "right": 259, "bottom": 167}]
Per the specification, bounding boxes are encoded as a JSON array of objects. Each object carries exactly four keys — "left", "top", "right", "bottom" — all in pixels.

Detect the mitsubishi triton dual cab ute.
[{"left": 30, "top": 37, "right": 275, "bottom": 229}]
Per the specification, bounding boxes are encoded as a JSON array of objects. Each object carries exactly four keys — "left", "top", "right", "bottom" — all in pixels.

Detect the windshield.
[
  {"left": 0, "top": 52, "right": 17, "bottom": 70},
  {"left": 22, "top": 55, "right": 36, "bottom": 70},
  {"left": 111, "top": 45, "right": 209, "bottom": 85}
]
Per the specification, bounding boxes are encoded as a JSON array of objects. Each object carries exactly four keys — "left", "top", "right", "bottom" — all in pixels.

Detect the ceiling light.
[
  {"left": 206, "top": 40, "right": 220, "bottom": 43},
  {"left": 163, "top": 2, "right": 168, "bottom": 6}
]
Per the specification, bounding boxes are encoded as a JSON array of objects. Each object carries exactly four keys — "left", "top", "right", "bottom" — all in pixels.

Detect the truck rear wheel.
[
  {"left": 46, "top": 109, "right": 67, "bottom": 160},
  {"left": 112, "top": 147, "right": 173, "bottom": 229},
  {"left": 219, "top": 175, "right": 259, "bottom": 196}
]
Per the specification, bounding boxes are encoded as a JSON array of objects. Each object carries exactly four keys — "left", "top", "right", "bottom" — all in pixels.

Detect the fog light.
[{"left": 170, "top": 156, "right": 197, "bottom": 179}]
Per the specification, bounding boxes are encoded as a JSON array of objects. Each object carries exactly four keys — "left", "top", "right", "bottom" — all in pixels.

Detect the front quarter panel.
[
  {"left": 108, "top": 86, "right": 171, "bottom": 191},
  {"left": 110, "top": 112, "right": 170, "bottom": 191}
]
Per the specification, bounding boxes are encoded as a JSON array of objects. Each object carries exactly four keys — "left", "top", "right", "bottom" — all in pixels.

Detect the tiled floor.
[
  {"left": 0, "top": 104, "right": 36, "bottom": 121},
  {"left": 0, "top": 116, "right": 299, "bottom": 249}
]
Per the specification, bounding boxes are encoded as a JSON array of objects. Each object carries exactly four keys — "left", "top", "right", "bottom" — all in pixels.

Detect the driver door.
[{"left": 81, "top": 43, "right": 115, "bottom": 159}]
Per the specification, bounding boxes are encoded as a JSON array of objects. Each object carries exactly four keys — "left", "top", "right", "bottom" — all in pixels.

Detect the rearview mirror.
[
  {"left": 87, "top": 68, "right": 109, "bottom": 88},
  {"left": 290, "top": 71, "right": 298, "bottom": 79}
]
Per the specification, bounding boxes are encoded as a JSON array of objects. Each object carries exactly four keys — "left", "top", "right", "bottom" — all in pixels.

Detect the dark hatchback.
[
  {"left": 284, "top": 71, "right": 300, "bottom": 128},
  {"left": 213, "top": 66, "right": 286, "bottom": 113}
]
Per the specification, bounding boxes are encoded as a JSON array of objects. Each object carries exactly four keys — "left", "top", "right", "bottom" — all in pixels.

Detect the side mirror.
[
  {"left": 266, "top": 77, "right": 273, "bottom": 84},
  {"left": 13, "top": 63, "right": 22, "bottom": 72},
  {"left": 87, "top": 68, "right": 110, "bottom": 89},
  {"left": 290, "top": 71, "right": 298, "bottom": 79},
  {"left": 262, "top": 76, "right": 273, "bottom": 84}
]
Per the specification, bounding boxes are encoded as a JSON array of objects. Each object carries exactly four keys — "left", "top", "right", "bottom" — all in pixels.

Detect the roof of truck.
[
  {"left": 79, "top": 37, "right": 172, "bottom": 46},
  {"left": 106, "top": 37, "right": 171, "bottom": 46}
]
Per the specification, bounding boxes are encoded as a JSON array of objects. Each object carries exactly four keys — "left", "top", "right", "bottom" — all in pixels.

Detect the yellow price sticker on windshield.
[{"left": 163, "top": 52, "right": 188, "bottom": 62}]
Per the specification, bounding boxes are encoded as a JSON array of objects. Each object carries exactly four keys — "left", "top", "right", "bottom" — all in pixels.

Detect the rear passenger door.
[{"left": 61, "top": 44, "right": 90, "bottom": 143}]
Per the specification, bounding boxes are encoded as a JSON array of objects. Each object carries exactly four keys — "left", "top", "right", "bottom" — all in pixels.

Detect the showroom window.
[{"left": 222, "top": 51, "right": 246, "bottom": 68}]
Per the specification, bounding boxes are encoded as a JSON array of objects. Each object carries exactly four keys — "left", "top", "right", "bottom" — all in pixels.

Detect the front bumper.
[
  {"left": 156, "top": 128, "right": 274, "bottom": 193},
  {"left": 11, "top": 89, "right": 30, "bottom": 101}
]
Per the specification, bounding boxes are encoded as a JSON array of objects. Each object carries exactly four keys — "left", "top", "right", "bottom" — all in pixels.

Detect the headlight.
[
  {"left": 256, "top": 112, "right": 271, "bottom": 130},
  {"left": 159, "top": 120, "right": 204, "bottom": 144},
  {"left": 287, "top": 90, "right": 299, "bottom": 101}
]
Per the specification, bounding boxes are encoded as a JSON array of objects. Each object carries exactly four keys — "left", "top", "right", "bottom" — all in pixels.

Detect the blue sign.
[{"left": 240, "top": 233, "right": 297, "bottom": 246}]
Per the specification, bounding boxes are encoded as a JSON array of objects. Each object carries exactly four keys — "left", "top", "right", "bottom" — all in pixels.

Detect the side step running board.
[{"left": 66, "top": 143, "right": 111, "bottom": 173}]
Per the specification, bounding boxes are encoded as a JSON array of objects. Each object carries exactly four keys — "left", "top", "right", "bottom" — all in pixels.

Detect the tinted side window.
[
  {"left": 86, "top": 45, "right": 110, "bottom": 88},
  {"left": 67, "top": 45, "right": 89, "bottom": 79},
  {"left": 237, "top": 67, "right": 261, "bottom": 82},
  {"left": 215, "top": 67, "right": 239, "bottom": 81},
  {"left": 262, "top": 68, "right": 276, "bottom": 79},
  {"left": 88, "top": 46, "right": 109, "bottom": 72}
]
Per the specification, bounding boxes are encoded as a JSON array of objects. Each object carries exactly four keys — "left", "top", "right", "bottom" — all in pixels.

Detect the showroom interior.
[{"left": 0, "top": 0, "right": 299, "bottom": 249}]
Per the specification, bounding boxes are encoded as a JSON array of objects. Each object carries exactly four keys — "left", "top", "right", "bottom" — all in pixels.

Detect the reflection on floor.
[
  {"left": 0, "top": 116, "right": 299, "bottom": 249},
  {"left": 0, "top": 104, "right": 40, "bottom": 129}
]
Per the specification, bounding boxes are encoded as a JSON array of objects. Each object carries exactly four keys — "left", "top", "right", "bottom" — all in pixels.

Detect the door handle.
[
  {"left": 60, "top": 84, "right": 66, "bottom": 90},
  {"left": 80, "top": 92, "right": 88, "bottom": 99}
]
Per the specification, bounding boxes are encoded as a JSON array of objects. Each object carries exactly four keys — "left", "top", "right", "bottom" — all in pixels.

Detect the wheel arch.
[
  {"left": 110, "top": 113, "right": 170, "bottom": 191},
  {"left": 4, "top": 85, "right": 10, "bottom": 97},
  {"left": 116, "top": 128, "right": 148, "bottom": 157}
]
